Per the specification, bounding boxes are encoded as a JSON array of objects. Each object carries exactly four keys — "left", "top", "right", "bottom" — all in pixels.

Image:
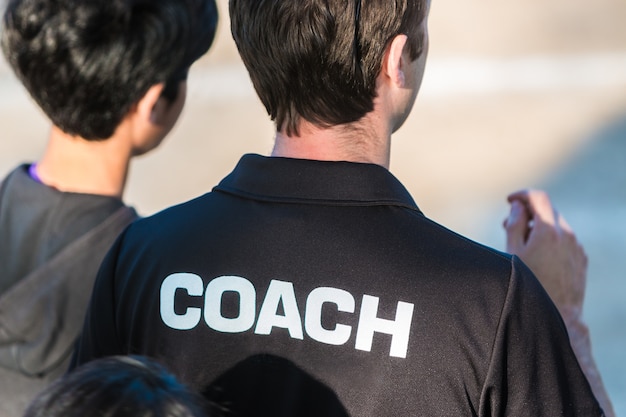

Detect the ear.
[
  {"left": 135, "top": 83, "right": 167, "bottom": 125},
  {"left": 382, "top": 34, "right": 410, "bottom": 88}
]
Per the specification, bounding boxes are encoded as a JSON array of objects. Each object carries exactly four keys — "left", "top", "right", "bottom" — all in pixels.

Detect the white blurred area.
[{"left": 1, "top": 0, "right": 625, "bottom": 413}]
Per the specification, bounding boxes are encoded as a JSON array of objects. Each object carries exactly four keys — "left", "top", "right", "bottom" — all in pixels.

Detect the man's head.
[
  {"left": 1, "top": 0, "right": 218, "bottom": 141},
  {"left": 230, "top": 0, "right": 429, "bottom": 136}
]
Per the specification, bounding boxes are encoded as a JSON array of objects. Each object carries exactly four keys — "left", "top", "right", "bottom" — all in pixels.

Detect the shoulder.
[
  {"left": 408, "top": 212, "right": 515, "bottom": 278},
  {"left": 1, "top": 164, "right": 34, "bottom": 194},
  {"left": 110, "top": 192, "right": 216, "bottom": 263},
  {"left": 126, "top": 192, "right": 213, "bottom": 237}
]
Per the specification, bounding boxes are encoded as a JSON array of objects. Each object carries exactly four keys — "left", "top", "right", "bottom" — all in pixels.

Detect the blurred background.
[{"left": 1, "top": 0, "right": 625, "bottom": 413}]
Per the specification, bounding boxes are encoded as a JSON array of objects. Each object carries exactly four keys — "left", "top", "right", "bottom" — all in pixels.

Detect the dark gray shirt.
[
  {"left": 0, "top": 165, "right": 125, "bottom": 293},
  {"left": 0, "top": 164, "right": 137, "bottom": 417}
]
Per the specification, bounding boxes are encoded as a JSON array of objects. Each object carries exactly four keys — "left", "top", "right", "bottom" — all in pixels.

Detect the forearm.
[{"left": 564, "top": 314, "right": 615, "bottom": 417}]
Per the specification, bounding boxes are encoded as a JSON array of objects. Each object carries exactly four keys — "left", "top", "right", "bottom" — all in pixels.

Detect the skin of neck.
[
  {"left": 35, "top": 124, "right": 134, "bottom": 198},
  {"left": 271, "top": 102, "right": 394, "bottom": 170},
  {"left": 31, "top": 81, "right": 185, "bottom": 199}
]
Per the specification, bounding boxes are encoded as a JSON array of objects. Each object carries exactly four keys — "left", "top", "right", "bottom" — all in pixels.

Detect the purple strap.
[{"left": 28, "top": 163, "right": 43, "bottom": 184}]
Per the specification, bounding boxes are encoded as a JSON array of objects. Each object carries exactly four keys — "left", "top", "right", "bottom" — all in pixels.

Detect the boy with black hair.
[
  {"left": 0, "top": 0, "right": 217, "bottom": 415},
  {"left": 24, "top": 356, "right": 212, "bottom": 417},
  {"left": 72, "top": 0, "right": 609, "bottom": 415}
]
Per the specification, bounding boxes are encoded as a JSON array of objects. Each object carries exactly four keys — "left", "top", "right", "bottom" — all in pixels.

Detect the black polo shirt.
[{"left": 72, "top": 154, "right": 602, "bottom": 416}]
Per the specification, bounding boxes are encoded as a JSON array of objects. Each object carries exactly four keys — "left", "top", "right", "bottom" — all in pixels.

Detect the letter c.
[
  {"left": 160, "top": 273, "right": 204, "bottom": 330},
  {"left": 305, "top": 287, "right": 355, "bottom": 345}
]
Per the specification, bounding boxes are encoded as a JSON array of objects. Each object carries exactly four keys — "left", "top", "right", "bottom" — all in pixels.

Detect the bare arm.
[{"left": 503, "top": 189, "right": 614, "bottom": 417}]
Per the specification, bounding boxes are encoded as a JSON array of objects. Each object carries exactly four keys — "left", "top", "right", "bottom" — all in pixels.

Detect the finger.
[
  {"left": 556, "top": 209, "right": 574, "bottom": 234},
  {"left": 506, "top": 190, "right": 531, "bottom": 223},
  {"left": 507, "top": 189, "right": 532, "bottom": 204},
  {"left": 505, "top": 200, "right": 531, "bottom": 251},
  {"left": 524, "top": 189, "right": 557, "bottom": 227}
]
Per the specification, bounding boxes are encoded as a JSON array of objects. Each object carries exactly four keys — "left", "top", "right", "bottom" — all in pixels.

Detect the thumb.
[{"left": 505, "top": 200, "right": 530, "bottom": 252}]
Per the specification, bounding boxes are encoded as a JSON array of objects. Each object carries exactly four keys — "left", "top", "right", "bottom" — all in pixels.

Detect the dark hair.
[
  {"left": 23, "top": 355, "right": 209, "bottom": 417},
  {"left": 1, "top": 0, "right": 218, "bottom": 140},
  {"left": 229, "top": 0, "right": 427, "bottom": 136}
]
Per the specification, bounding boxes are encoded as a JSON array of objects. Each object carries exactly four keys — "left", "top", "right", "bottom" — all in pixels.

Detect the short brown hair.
[{"left": 230, "top": 0, "right": 427, "bottom": 136}]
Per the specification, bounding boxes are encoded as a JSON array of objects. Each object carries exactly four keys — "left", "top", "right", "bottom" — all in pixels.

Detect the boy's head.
[
  {"left": 1, "top": 0, "right": 218, "bottom": 140},
  {"left": 230, "top": 0, "right": 428, "bottom": 136},
  {"left": 24, "top": 356, "right": 209, "bottom": 417}
]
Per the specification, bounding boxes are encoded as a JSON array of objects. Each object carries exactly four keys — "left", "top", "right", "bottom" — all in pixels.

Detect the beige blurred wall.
[{"left": 5, "top": 0, "right": 625, "bottom": 220}]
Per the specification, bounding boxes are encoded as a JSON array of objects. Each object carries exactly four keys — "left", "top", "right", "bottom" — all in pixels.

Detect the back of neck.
[
  {"left": 271, "top": 120, "right": 391, "bottom": 169},
  {"left": 34, "top": 126, "right": 132, "bottom": 198}
]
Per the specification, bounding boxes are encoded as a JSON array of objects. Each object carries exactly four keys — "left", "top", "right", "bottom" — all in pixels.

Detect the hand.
[
  {"left": 504, "top": 190, "right": 615, "bottom": 416},
  {"left": 503, "top": 189, "right": 587, "bottom": 321}
]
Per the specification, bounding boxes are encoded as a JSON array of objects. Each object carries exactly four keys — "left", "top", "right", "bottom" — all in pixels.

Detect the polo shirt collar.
[{"left": 214, "top": 154, "right": 421, "bottom": 212}]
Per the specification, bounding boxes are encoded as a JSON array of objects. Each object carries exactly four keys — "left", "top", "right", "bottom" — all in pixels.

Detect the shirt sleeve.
[
  {"left": 479, "top": 256, "right": 604, "bottom": 416},
  {"left": 68, "top": 230, "right": 127, "bottom": 371}
]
